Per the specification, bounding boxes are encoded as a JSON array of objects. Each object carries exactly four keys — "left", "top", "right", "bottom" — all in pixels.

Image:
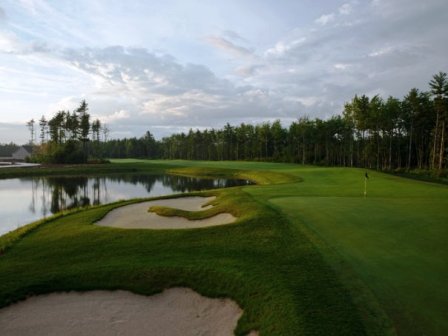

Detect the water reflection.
[{"left": 0, "top": 174, "right": 251, "bottom": 235}]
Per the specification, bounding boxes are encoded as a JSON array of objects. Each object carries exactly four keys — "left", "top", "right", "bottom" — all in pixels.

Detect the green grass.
[
  {"left": 0, "top": 188, "right": 365, "bottom": 335},
  {"left": 1, "top": 159, "right": 447, "bottom": 335},
  {"left": 257, "top": 167, "right": 448, "bottom": 336},
  {"left": 0, "top": 161, "right": 180, "bottom": 178}
]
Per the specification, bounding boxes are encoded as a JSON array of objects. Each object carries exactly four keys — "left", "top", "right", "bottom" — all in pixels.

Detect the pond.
[{"left": 0, "top": 174, "right": 252, "bottom": 235}]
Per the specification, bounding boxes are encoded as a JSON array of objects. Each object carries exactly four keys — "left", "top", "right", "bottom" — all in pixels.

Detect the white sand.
[
  {"left": 0, "top": 288, "right": 258, "bottom": 336},
  {"left": 96, "top": 196, "right": 237, "bottom": 229}
]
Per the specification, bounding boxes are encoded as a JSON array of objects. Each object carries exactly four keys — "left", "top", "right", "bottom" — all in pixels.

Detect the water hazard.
[{"left": 0, "top": 174, "right": 251, "bottom": 235}]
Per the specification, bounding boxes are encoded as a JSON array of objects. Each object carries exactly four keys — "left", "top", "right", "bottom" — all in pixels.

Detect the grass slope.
[{"left": 1, "top": 159, "right": 447, "bottom": 335}]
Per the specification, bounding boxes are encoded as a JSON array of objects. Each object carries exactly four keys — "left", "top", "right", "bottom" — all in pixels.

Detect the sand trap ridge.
[
  {"left": 96, "top": 196, "right": 237, "bottom": 229},
  {"left": 0, "top": 287, "right": 258, "bottom": 336}
]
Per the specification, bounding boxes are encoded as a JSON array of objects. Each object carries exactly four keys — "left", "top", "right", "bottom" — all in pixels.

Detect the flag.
[{"left": 365, "top": 172, "right": 369, "bottom": 179}]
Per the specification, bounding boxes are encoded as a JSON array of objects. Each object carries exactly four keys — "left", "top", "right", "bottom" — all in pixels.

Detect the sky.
[{"left": 0, "top": 0, "right": 447, "bottom": 144}]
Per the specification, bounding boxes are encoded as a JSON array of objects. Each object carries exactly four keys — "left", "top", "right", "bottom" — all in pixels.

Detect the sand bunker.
[
  {"left": 96, "top": 196, "right": 237, "bottom": 229},
  {"left": 0, "top": 287, "right": 258, "bottom": 336}
]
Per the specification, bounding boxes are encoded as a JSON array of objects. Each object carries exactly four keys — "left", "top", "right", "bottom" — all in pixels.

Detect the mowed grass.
[
  {"left": 1, "top": 160, "right": 447, "bottom": 335},
  {"left": 259, "top": 167, "right": 448, "bottom": 336},
  {"left": 124, "top": 160, "right": 448, "bottom": 335},
  {"left": 0, "top": 165, "right": 365, "bottom": 335}
]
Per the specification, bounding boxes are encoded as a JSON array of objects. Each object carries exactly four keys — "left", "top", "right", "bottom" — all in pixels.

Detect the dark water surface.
[{"left": 0, "top": 174, "right": 251, "bottom": 235}]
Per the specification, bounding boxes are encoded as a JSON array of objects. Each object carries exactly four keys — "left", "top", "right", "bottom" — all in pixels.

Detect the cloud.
[
  {"left": 99, "top": 109, "right": 130, "bottom": 123},
  {"left": 248, "top": 0, "right": 448, "bottom": 120},
  {"left": 13, "top": 0, "right": 97, "bottom": 47},
  {"left": 222, "top": 30, "right": 248, "bottom": 43},
  {"left": 264, "top": 37, "right": 306, "bottom": 57},
  {"left": 235, "top": 64, "right": 264, "bottom": 77},
  {"left": 62, "top": 46, "right": 234, "bottom": 97},
  {"left": 339, "top": 3, "right": 353, "bottom": 15},
  {"left": 0, "top": 31, "right": 21, "bottom": 53},
  {"left": 0, "top": 7, "right": 6, "bottom": 21},
  {"left": 0, "top": 29, "right": 52, "bottom": 54},
  {"left": 205, "top": 36, "right": 253, "bottom": 58},
  {"left": 333, "top": 63, "right": 352, "bottom": 71},
  {"left": 1, "top": 0, "right": 447, "bottom": 143},
  {"left": 0, "top": 122, "right": 29, "bottom": 145},
  {"left": 315, "top": 13, "right": 335, "bottom": 26},
  {"left": 33, "top": 45, "right": 303, "bottom": 137}
]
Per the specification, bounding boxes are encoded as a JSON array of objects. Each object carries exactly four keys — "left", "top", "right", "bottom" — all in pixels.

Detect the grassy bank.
[
  {"left": 0, "top": 161, "right": 179, "bottom": 179},
  {"left": 1, "top": 159, "right": 447, "bottom": 335}
]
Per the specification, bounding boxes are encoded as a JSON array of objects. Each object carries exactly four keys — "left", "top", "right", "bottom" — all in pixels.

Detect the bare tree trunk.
[
  {"left": 407, "top": 123, "right": 413, "bottom": 170},
  {"left": 397, "top": 130, "right": 402, "bottom": 169},
  {"left": 350, "top": 137, "right": 354, "bottom": 167},
  {"left": 438, "top": 120, "right": 445, "bottom": 172},
  {"left": 265, "top": 135, "right": 268, "bottom": 159},
  {"left": 389, "top": 133, "right": 392, "bottom": 170},
  {"left": 357, "top": 137, "right": 360, "bottom": 167},
  {"left": 236, "top": 142, "right": 239, "bottom": 161},
  {"left": 432, "top": 113, "right": 439, "bottom": 169},
  {"left": 302, "top": 134, "right": 306, "bottom": 164},
  {"left": 376, "top": 131, "right": 380, "bottom": 170}
]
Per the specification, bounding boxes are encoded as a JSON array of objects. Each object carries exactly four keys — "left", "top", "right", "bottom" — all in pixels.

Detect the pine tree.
[{"left": 429, "top": 72, "right": 448, "bottom": 172}]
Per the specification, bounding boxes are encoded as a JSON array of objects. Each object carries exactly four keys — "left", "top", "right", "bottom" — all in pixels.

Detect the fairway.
[{"left": 0, "top": 160, "right": 447, "bottom": 335}]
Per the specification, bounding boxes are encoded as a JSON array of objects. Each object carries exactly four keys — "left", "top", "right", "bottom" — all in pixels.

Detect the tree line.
[
  {"left": 26, "top": 100, "right": 109, "bottom": 163},
  {"left": 26, "top": 72, "right": 447, "bottom": 174},
  {"left": 157, "top": 72, "right": 447, "bottom": 174}
]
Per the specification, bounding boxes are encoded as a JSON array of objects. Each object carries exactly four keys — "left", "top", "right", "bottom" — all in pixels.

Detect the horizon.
[{"left": 1, "top": 0, "right": 447, "bottom": 144}]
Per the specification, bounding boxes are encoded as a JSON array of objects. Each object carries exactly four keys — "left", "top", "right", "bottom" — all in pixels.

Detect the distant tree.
[
  {"left": 403, "top": 89, "right": 420, "bottom": 169},
  {"left": 102, "top": 124, "right": 110, "bottom": 142},
  {"left": 383, "top": 97, "right": 401, "bottom": 169},
  {"left": 39, "top": 115, "right": 48, "bottom": 144},
  {"left": 429, "top": 72, "right": 448, "bottom": 171},
  {"left": 77, "top": 100, "right": 90, "bottom": 156},
  {"left": 26, "top": 119, "right": 35, "bottom": 145},
  {"left": 28, "top": 100, "right": 101, "bottom": 164},
  {"left": 65, "top": 112, "right": 79, "bottom": 140}
]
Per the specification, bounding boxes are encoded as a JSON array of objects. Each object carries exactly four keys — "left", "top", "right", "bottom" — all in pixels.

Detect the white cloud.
[
  {"left": 99, "top": 109, "right": 130, "bottom": 123},
  {"left": 0, "top": 31, "right": 22, "bottom": 53},
  {"left": 339, "top": 3, "right": 353, "bottom": 15},
  {"left": 368, "top": 46, "right": 393, "bottom": 57},
  {"left": 265, "top": 37, "right": 306, "bottom": 57},
  {"left": 205, "top": 35, "right": 253, "bottom": 58},
  {"left": 315, "top": 13, "right": 335, "bottom": 26},
  {"left": 334, "top": 63, "right": 351, "bottom": 70}
]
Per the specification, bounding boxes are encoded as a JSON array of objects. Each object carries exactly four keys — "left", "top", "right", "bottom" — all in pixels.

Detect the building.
[
  {"left": 12, "top": 145, "right": 33, "bottom": 161},
  {"left": 0, "top": 145, "right": 34, "bottom": 162}
]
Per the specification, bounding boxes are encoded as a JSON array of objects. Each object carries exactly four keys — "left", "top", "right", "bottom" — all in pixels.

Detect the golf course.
[{"left": 0, "top": 159, "right": 447, "bottom": 335}]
